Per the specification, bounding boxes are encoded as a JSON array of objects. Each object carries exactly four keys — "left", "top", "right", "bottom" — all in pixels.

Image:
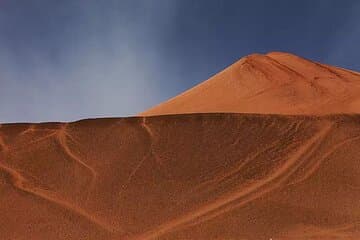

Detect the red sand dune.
[
  {"left": 142, "top": 52, "right": 360, "bottom": 116},
  {"left": 1, "top": 52, "right": 360, "bottom": 240}
]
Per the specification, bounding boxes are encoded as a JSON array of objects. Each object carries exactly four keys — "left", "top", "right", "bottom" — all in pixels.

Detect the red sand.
[{"left": 1, "top": 52, "right": 360, "bottom": 240}]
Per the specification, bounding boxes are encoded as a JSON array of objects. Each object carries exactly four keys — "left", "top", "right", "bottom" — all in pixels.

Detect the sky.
[{"left": 1, "top": 0, "right": 360, "bottom": 123}]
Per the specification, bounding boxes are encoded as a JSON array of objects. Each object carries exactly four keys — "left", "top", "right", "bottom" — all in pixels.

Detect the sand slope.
[
  {"left": 1, "top": 114, "right": 360, "bottom": 239},
  {"left": 142, "top": 52, "right": 360, "bottom": 116},
  {"left": 2, "top": 52, "right": 360, "bottom": 239}
]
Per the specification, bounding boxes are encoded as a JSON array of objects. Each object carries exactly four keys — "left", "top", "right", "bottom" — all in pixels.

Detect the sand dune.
[
  {"left": 1, "top": 114, "right": 360, "bottom": 239},
  {"left": 141, "top": 52, "right": 360, "bottom": 116},
  {"left": 1, "top": 52, "right": 360, "bottom": 239}
]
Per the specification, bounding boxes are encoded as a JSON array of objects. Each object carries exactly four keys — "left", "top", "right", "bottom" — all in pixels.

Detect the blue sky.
[{"left": 1, "top": 0, "right": 360, "bottom": 122}]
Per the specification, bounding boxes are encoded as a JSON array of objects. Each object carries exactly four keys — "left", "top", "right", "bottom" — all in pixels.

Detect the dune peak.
[{"left": 141, "top": 52, "right": 360, "bottom": 116}]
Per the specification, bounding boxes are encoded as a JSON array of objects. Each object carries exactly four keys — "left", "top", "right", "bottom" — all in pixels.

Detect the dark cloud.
[{"left": 0, "top": 0, "right": 179, "bottom": 122}]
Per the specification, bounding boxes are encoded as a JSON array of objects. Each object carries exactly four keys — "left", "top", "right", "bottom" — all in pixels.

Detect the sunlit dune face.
[{"left": 141, "top": 52, "right": 360, "bottom": 116}]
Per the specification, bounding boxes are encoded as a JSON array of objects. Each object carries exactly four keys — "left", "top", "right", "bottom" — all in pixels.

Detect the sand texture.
[{"left": 1, "top": 114, "right": 360, "bottom": 239}]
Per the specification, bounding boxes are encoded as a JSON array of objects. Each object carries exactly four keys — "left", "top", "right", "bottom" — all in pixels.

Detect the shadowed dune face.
[
  {"left": 1, "top": 114, "right": 360, "bottom": 239},
  {"left": 141, "top": 52, "right": 360, "bottom": 116}
]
